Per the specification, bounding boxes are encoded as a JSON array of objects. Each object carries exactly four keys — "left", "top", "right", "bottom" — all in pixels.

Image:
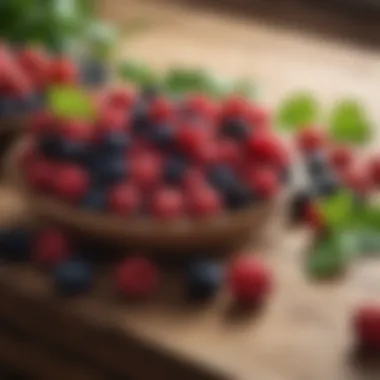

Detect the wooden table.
[{"left": 2, "top": 1, "right": 380, "bottom": 379}]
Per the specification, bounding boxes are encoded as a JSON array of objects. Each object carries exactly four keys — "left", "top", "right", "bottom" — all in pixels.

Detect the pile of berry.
[
  {"left": 0, "top": 225, "right": 272, "bottom": 304},
  {"left": 0, "top": 43, "right": 78, "bottom": 119},
  {"left": 22, "top": 88, "right": 290, "bottom": 219}
]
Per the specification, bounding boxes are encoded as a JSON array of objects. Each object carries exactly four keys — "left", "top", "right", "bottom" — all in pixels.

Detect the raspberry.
[
  {"left": 353, "top": 305, "right": 380, "bottom": 348},
  {"left": 53, "top": 165, "right": 89, "bottom": 203},
  {"left": 182, "top": 168, "right": 206, "bottom": 191},
  {"left": 25, "top": 157, "right": 56, "bottom": 192},
  {"left": 218, "top": 140, "right": 241, "bottom": 169},
  {"left": 29, "top": 111, "right": 54, "bottom": 135},
  {"left": 228, "top": 256, "right": 272, "bottom": 304},
  {"left": 131, "top": 153, "right": 162, "bottom": 190},
  {"left": 108, "top": 184, "right": 140, "bottom": 216},
  {"left": 221, "top": 96, "right": 249, "bottom": 118},
  {"left": 342, "top": 167, "right": 372, "bottom": 195},
  {"left": 368, "top": 156, "right": 380, "bottom": 186},
  {"left": 176, "top": 124, "right": 209, "bottom": 155},
  {"left": 151, "top": 188, "right": 184, "bottom": 220},
  {"left": 249, "top": 168, "right": 279, "bottom": 200},
  {"left": 107, "top": 87, "right": 134, "bottom": 109},
  {"left": 185, "top": 94, "right": 218, "bottom": 122},
  {"left": 247, "top": 105, "right": 270, "bottom": 131},
  {"left": 48, "top": 57, "right": 78, "bottom": 85},
  {"left": 115, "top": 257, "right": 159, "bottom": 299},
  {"left": 97, "top": 107, "right": 127, "bottom": 137},
  {"left": 329, "top": 146, "right": 353, "bottom": 171},
  {"left": 32, "top": 228, "right": 71, "bottom": 269},
  {"left": 186, "top": 186, "right": 222, "bottom": 217},
  {"left": 297, "top": 127, "right": 325, "bottom": 152},
  {"left": 60, "top": 120, "right": 92, "bottom": 143},
  {"left": 194, "top": 141, "right": 220, "bottom": 167},
  {"left": 149, "top": 96, "right": 173, "bottom": 122}
]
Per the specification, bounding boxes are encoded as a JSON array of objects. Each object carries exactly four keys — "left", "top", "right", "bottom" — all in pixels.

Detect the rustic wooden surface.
[{"left": 2, "top": 1, "right": 380, "bottom": 379}]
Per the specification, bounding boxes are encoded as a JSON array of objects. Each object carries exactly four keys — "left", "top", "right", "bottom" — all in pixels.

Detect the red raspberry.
[
  {"left": 329, "top": 146, "right": 353, "bottom": 171},
  {"left": 218, "top": 140, "right": 241, "bottom": 168},
  {"left": 107, "top": 87, "right": 134, "bottom": 109},
  {"left": 115, "top": 257, "right": 160, "bottom": 299},
  {"left": 151, "top": 188, "right": 184, "bottom": 220},
  {"left": 96, "top": 107, "right": 127, "bottom": 139},
  {"left": 354, "top": 305, "right": 380, "bottom": 348},
  {"left": 342, "top": 168, "right": 372, "bottom": 195},
  {"left": 131, "top": 154, "right": 162, "bottom": 190},
  {"left": 32, "top": 228, "right": 71, "bottom": 270},
  {"left": 60, "top": 120, "right": 92, "bottom": 143},
  {"left": 194, "top": 141, "right": 220, "bottom": 167},
  {"left": 304, "top": 202, "right": 325, "bottom": 233},
  {"left": 221, "top": 96, "right": 249, "bottom": 118},
  {"left": 25, "top": 158, "right": 55, "bottom": 192},
  {"left": 48, "top": 57, "right": 78, "bottom": 85},
  {"left": 6, "top": 64, "right": 32, "bottom": 97},
  {"left": 108, "top": 184, "right": 140, "bottom": 216},
  {"left": 249, "top": 168, "right": 279, "bottom": 200},
  {"left": 29, "top": 111, "right": 54, "bottom": 135},
  {"left": 149, "top": 96, "right": 173, "bottom": 122},
  {"left": 187, "top": 186, "right": 222, "bottom": 217},
  {"left": 228, "top": 256, "right": 272, "bottom": 304},
  {"left": 185, "top": 94, "right": 219, "bottom": 122},
  {"left": 53, "top": 165, "right": 89, "bottom": 203},
  {"left": 297, "top": 127, "right": 325, "bottom": 152},
  {"left": 176, "top": 124, "right": 209, "bottom": 155},
  {"left": 368, "top": 156, "right": 380, "bottom": 186},
  {"left": 247, "top": 105, "right": 270, "bottom": 131},
  {"left": 182, "top": 169, "right": 206, "bottom": 191}
]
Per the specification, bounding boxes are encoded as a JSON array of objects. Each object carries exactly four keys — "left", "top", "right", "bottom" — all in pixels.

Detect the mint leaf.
[
  {"left": 329, "top": 100, "right": 371, "bottom": 145},
  {"left": 277, "top": 93, "right": 319, "bottom": 131},
  {"left": 48, "top": 86, "right": 95, "bottom": 120},
  {"left": 318, "top": 191, "right": 354, "bottom": 231},
  {"left": 119, "top": 60, "right": 158, "bottom": 86}
]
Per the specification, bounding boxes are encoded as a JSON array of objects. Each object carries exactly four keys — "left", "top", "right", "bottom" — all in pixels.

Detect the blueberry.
[
  {"left": 59, "top": 139, "right": 87, "bottom": 161},
  {"left": 0, "top": 227, "right": 33, "bottom": 262},
  {"left": 306, "top": 151, "right": 328, "bottom": 178},
  {"left": 222, "top": 117, "right": 250, "bottom": 140},
  {"left": 150, "top": 125, "right": 174, "bottom": 149},
  {"left": 223, "top": 182, "right": 254, "bottom": 210},
  {"left": 22, "top": 93, "right": 45, "bottom": 112},
  {"left": 185, "top": 260, "right": 223, "bottom": 300},
  {"left": 81, "top": 188, "right": 106, "bottom": 212},
  {"left": 208, "top": 165, "right": 237, "bottom": 192},
  {"left": 131, "top": 102, "right": 151, "bottom": 136},
  {"left": 89, "top": 152, "right": 127, "bottom": 185},
  {"left": 0, "top": 97, "right": 17, "bottom": 117},
  {"left": 53, "top": 259, "right": 93, "bottom": 296},
  {"left": 315, "top": 174, "right": 340, "bottom": 198},
  {"left": 163, "top": 156, "right": 187, "bottom": 184},
  {"left": 80, "top": 59, "right": 108, "bottom": 86},
  {"left": 102, "top": 131, "right": 132, "bottom": 154}
]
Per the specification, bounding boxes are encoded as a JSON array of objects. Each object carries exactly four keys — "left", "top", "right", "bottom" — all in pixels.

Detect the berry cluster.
[
  {"left": 23, "top": 88, "right": 290, "bottom": 219},
  {"left": 291, "top": 127, "right": 380, "bottom": 231},
  {"left": 0, "top": 43, "right": 78, "bottom": 119},
  {"left": 0, "top": 225, "right": 272, "bottom": 304}
]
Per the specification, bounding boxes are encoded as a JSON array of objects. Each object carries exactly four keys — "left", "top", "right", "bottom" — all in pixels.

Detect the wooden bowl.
[{"left": 6, "top": 138, "right": 281, "bottom": 254}]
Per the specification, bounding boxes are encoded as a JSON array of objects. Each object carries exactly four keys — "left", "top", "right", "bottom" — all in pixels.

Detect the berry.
[
  {"left": 102, "top": 131, "right": 132, "bottom": 154},
  {"left": 249, "top": 168, "right": 279, "bottom": 200},
  {"left": 116, "top": 257, "right": 159, "bottom": 299},
  {"left": 187, "top": 186, "right": 222, "bottom": 217},
  {"left": 218, "top": 140, "right": 241, "bottom": 168},
  {"left": 82, "top": 188, "right": 106, "bottom": 212},
  {"left": 60, "top": 120, "right": 92, "bottom": 143},
  {"left": 32, "top": 228, "right": 71, "bottom": 269},
  {"left": 184, "top": 95, "right": 218, "bottom": 122},
  {"left": 38, "top": 133, "right": 62, "bottom": 159},
  {"left": 247, "top": 133, "right": 286, "bottom": 167},
  {"left": 306, "top": 151, "right": 329, "bottom": 178},
  {"left": 25, "top": 157, "right": 55, "bottom": 192},
  {"left": 314, "top": 173, "right": 339, "bottom": 198},
  {"left": 90, "top": 153, "right": 127, "bottom": 186},
  {"left": 149, "top": 96, "right": 173, "bottom": 122},
  {"left": 48, "top": 57, "right": 77, "bottom": 85},
  {"left": 80, "top": 58, "right": 108, "bottom": 86},
  {"left": 222, "top": 117, "right": 250, "bottom": 140},
  {"left": 290, "top": 189, "right": 313, "bottom": 222},
  {"left": 222, "top": 96, "right": 249, "bottom": 118},
  {"left": 176, "top": 124, "right": 209, "bottom": 155},
  {"left": 108, "top": 184, "right": 140, "bottom": 216},
  {"left": 368, "top": 156, "right": 380, "bottom": 186},
  {"left": 29, "top": 111, "right": 54, "bottom": 135},
  {"left": 131, "top": 101, "right": 151, "bottom": 135},
  {"left": 185, "top": 260, "right": 223, "bottom": 300},
  {"left": 54, "top": 259, "right": 93, "bottom": 296},
  {"left": 151, "top": 188, "right": 184, "bottom": 220},
  {"left": 247, "top": 106, "right": 269, "bottom": 131},
  {"left": 0, "top": 227, "right": 33, "bottom": 262},
  {"left": 297, "top": 127, "right": 325, "bottom": 152},
  {"left": 163, "top": 156, "right": 188, "bottom": 185},
  {"left": 223, "top": 181, "right": 254, "bottom": 210},
  {"left": 107, "top": 87, "right": 134, "bottom": 109},
  {"left": 228, "top": 256, "right": 272, "bottom": 304},
  {"left": 131, "top": 153, "right": 161, "bottom": 190},
  {"left": 329, "top": 146, "right": 353, "bottom": 171},
  {"left": 208, "top": 165, "right": 237, "bottom": 192},
  {"left": 194, "top": 142, "right": 220, "bottom": 167},
  {"left": 304, "top": 202, "right": 325, "bottom": 232},
  {"left": 354, "top": 305, "right": 380, "bottom": 348},
  {"left": 150, "top": 125, "right": 174, "bottom": 149},
  {"left": 53, "top": 165, "right": 89, "bottom": 203},
  {"left": 182, "top": 169, "right": 206, "bottom": 191},
  {"left": 97, "top": 107, "right": 128, "bottom": 136},
  {"left": 343, "top": 168, "right": 373, "bottom": 195}
]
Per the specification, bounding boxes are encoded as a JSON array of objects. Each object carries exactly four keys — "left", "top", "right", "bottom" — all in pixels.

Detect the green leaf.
[
  {"left": 119, "top": 60, "right": 158, "bottom": 86},
  {"left": 318, "top": 191, "right": 354, "bottom": 231},
  {"left": 329, "top": 100, "right": 372, "bottom": 145},
  {"left": 48, "top": 86, "right": 95, "bottom": 120},
  {"left": 277, "top": 93, "right": 319, "bottom": 131}
]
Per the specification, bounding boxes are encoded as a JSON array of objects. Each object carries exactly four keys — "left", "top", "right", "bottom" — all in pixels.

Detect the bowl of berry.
[{"left": 7, "top": 87, "right": 290, "bottom": 253}]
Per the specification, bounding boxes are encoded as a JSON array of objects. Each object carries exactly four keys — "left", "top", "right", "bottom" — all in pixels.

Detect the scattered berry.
[{"left": 354, "top": 305, "right": 380, "bottom": 348}]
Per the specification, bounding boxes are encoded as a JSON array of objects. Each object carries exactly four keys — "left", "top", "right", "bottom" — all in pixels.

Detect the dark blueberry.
[
  {"left": 163, "top": 156, "right": 187, "bottom": 184},
  {"left": 81, "top": 188, "right": 106, "bottom": 212},
  {"left": 89, "top": 152, "right": 127, "bottom": 185},
  {"left": 80, "top": 59, "right": 108, "bottom": 86},
  {"left": 222, "top": 117, "right": 250, "bottom": 140},
  {"left": 53, "top": 259, "right": 93, "bottom": 296},
  {"left": 185, "top": 260, "right": 223, "bottom": 301},
  {"left": 315, "top": 174, "right": 340, "bottom": 198},
  {"left": 306, "top": 151, "right": 328, "bottom": 178},
  {"left": 131, "top": 101, "right": 151, "bottom": 136},
  {"left": 150, "top": 125, "right": 174, "bottom": 149},
  {"left": 208, "top": 165, "right": 237, "bottom": 192},
  {"left": 223, "top": 182, "right": 255, "bottom": 210},
  {"left": 102, "top": 131, "right": 132, "bottom": 154},
  {"left": 0, "top": 97, "right": 17, "bottom": 117},
  {"left": 59, "top": 139, "right": 87, "bottom": 161},
  {"left": 0, "top": 227, "right": 33, "bottom": 262},
  {"left": 20, "top": 93, "right": 45, "bottom": 113},
  {"left": 290, "top": 189, "right": 313, "bottom": 222}
]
